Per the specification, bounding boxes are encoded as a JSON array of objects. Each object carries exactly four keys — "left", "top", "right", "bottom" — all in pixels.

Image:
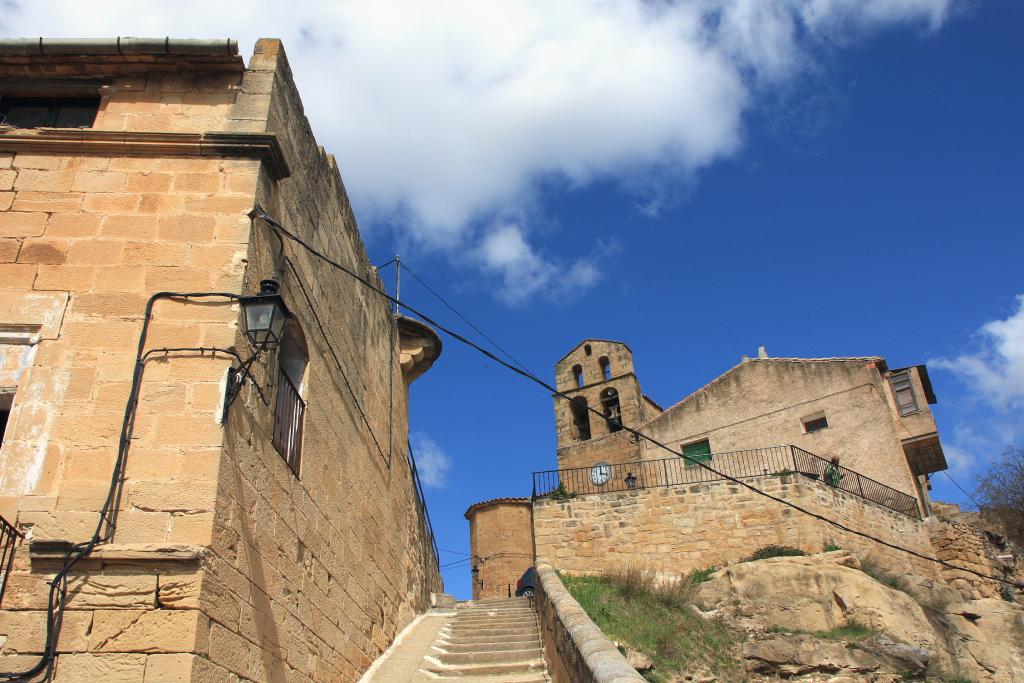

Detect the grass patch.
[
  {"left": 859, "top": 559, "right": 904, "bottom": 592},
  {"left": 823, "top": 539, "right": 842, "bottom": 552},
  {"left": 742, "top": 545, "right": 806, "bottom": 562},
  {"left": 562, "top": 567, "right": 741, "bottom": 683},
  {"left": 765, "top": 620, "right": 874, "bottom": 641},
  {"left": 689, "top": 566, "right": 718, "bottom": 584}
]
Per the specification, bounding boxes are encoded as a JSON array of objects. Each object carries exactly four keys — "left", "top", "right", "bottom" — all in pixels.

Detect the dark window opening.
[
  {"left": 273, "top": 323, "right": 308, "bottom": 475},
  {"left": 889, "top": 372, "right": 919, "bottom": 416},
  {"left": 600, "top": 387, "right": 622, "bottom": 433},
  {"left": 570, "top": 396, "right": 591, "bottom": 441},
  {"left": 0, "top": 97, "right": 100, "bottom": 129},
  {"left": 803, "top": 415, "right": 829, "bottom": 433},
  {"left": 599, "top": 356, "right": 611, "bottom": 381},
  {"left": 572, "top": 364, "right": 584, "bottom": 388},
  {"left": 682, "top": 438, "right": 712, "bottom": 466},
  {"left": 584, "top": 344, "right": 592, "bottom": 356},
  {"left": 0, "top": 393, "right": 12, "bottom": 448}
]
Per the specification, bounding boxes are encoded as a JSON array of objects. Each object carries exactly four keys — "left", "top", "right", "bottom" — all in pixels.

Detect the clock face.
[{"left": 590, "top": 462, "right": 612, "bottom": 486}]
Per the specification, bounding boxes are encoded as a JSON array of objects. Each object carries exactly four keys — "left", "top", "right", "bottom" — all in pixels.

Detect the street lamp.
[
  {"left": 238, "top": 279, "right": 290, "bottom": 348},
  {"left": 625, "top": 472, "right": 637, "bottom": 489}
]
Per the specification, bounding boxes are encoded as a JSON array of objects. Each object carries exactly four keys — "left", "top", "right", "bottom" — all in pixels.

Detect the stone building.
[
  {"left": 464, "top": 498, "right": 533, "bottom": 600},
  {"left": 0, "top": 37, "right": 441, "bottom": 682},
  {"left": 468, "top": 338, "right": 999, "bottom": 593},
  {"left": 553, "top": 339, "right": 946, "bottom": 516}
]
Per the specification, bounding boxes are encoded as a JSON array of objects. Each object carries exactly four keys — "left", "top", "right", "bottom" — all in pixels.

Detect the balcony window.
[
  {"left": 0, "top": 96, "right": 99, "bottom": 128},
  {"left": 889, "top": 372, "right": 919, "bottom": 416}
]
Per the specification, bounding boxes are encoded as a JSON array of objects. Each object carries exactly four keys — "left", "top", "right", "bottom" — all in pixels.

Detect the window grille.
[{"left": 273, "top": 367, "right": 305, "bottom": 474}]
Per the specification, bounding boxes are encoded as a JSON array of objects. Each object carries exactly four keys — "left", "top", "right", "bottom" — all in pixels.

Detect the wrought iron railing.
[
  {"left": 408, "top": 440, "right": 440, "bottom": 571},
  {"left": 272, "top": 368, "right": 305, "bottom": 475},
  {"left": 531, "top": 445, "right": 922, "bottom": 519},
  {"left": 0, "top": 513, "right": 23, "bottom": 607}
]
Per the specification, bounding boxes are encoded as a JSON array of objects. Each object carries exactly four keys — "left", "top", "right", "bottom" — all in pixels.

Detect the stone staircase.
[
  {"left": 360, "top": 596, "right": 550, "bottom": 682},
  {"left": 417, "top": 597, "right": 550, "bottom": 681}
]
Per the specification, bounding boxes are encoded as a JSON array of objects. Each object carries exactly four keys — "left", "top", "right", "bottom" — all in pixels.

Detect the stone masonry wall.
[
  {"left": 0, "top": 57, "right": 255, "bottom": 680},
  {"left": 198, "top": 39, "right": 442, "bottom": 683},
  {"left": 467, "top": 501, "right": 533, "bottom": 600},
  {"left": 927, "top": 516, "right": 1022, "bottom": 601},
  {"left": 534, "top": 474, "right": 940, "bottom": 581}
]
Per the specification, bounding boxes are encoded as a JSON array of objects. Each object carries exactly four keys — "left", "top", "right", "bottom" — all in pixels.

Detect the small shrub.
[
  {"left": 612, "top": 562, "right": 657, "bottom": 600},
  {"left": 689, "top": 566, "right": 718, "bottom": 584},
  {"left": 823, "top": 539, "right": 841, "bottom": 552},
  {"left": 743, "top": 545, "right": 806, "bottom": 562},
  {"left": 550, "top": 483, "right": 577, "bottom": 501},
  {"left": 860, "top": 559, "right": 904, "bottom": 592}
]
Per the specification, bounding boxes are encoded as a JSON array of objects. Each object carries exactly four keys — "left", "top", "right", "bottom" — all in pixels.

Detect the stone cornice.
[{"left": 0, "top": 128, "right": 290, "bottom": 179}]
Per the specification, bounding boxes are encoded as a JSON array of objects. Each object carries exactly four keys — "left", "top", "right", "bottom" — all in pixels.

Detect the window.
[
  {"left": 889, "top": 372, "right": 919, "bottom": 416},
  {"left": 0, "top": 393, "right": 12, "bottom": 449},
  {"left": 584, "top": 344, "right": 592, "bottom": 356},
  {"left": 599, "top": 356, "right": 611, "bottom": 381},
  {"left": 0, "top": 97, "right": 99, "bottom": 128},
  {"left": 682, "top": 439, "right": 711, "bottom": 466},
  {"left": 600, "top": 387, "right": 622, "bottom": 432},
  {"left": 802, "top": 413, "right": 829, "bottom": 433},
  {"left": 273, "top": 323, "right": 308, "bottom": 475},
  {"left": 570, "top": 396, "right": 591, "bottom": 441},
  {"left": 572, "top": 364, "right": 584, "bottom": 388}
]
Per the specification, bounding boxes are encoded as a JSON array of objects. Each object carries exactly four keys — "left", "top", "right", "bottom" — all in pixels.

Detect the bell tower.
[{"left": 552, "top": 339, "right": 652, "bottom": 470}]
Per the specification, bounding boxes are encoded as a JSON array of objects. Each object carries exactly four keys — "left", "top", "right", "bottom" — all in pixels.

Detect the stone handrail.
[{"left": 534, "top": 561, "right": 646, "bottom": 683}]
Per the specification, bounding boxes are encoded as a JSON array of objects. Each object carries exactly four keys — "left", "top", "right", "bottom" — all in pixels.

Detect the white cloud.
[
  {"left": 410, "top": 432, "right": 452, "bottom": 488},
  {"left": 932, "top": 295, "right": 1024, "bottom": 412},
  {"left": 0, "top": 0, "right": 958, "bottom": 301},
  {"left": 475, "top": 224, "right": 600, "bottom": 305}
]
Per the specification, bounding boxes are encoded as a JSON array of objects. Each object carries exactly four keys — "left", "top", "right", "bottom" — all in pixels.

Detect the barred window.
[{"left": 273, "top": 324, "right": 307, "bottom": 475}]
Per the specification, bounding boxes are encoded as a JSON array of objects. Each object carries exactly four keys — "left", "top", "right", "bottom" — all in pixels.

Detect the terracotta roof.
[
  {"left": 650, "top": 356, "right": 887, "bottom": 420},
  {"left": 464, "top": 497, "right": 531, "bottom": 519}
]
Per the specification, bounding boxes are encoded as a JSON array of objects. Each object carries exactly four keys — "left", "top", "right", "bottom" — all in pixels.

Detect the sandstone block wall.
[
  {"left": 0, "top": 38, "right": 441, "bottom": 682},
  {"left": 637, "top": 359, "right": 926, "bottom": 509},
  {"left": 466, "top": 500, "right": 533, "bottom": 600},
  {"left": 927, "top": 516, "right": 1022, "bottom": 601},
  {"left": 534, "top": 474, "right": 940, "bottom": 581},
  {"left": 202, "top": 39, "right": 442, "bottom": 683}
]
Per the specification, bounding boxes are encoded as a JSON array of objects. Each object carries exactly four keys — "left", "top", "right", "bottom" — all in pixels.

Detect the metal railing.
[
  {"left": 407, "top": 440, "right": 441, "bottom": 571},
  {"left": 0, "top": 514, "right": 23, "bottom": 608},
  {"left": 531, "top": 445, "right": 922, "bottom": 519},
  {"left": 272, "top": 368, "right": 305, "bottom": 475}
]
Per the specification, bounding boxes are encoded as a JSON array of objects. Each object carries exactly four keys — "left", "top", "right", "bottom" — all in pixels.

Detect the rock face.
[{"left": 697, "top": 551, "right": 1024, "bottom": 682}]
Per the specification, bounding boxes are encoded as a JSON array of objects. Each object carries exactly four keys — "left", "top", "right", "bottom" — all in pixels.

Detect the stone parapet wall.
[
  {"left": 533, "top": 562, "right": 645, "bottom": 683},
  {"left": 534, "top": 474, "right": 940, "bottom": 580},
  {"left": 927, "top": 516, "right": 1021, "bottom": 601}
]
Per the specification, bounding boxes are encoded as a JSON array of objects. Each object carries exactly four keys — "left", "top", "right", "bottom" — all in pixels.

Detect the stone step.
[
  {"left": 433, "top": 646, "right": 544, "bottom": 666},
  {"left": 439, "top": 638, "right": 541, "bottom": 653},
  {"left": 421, "top": 657, "right": 548, "bottom": 678},
  {"left": 444, "top": 626, "right": 539, "bottom": 639},
  {"left": 456, "top": 606, "right": 537, "bottom": 615},
  {"left": 449, "top": 616, "right": 538, "bottom": 628},
  {"left": 411, "top": 672, "right": 550, "bottom": 682},
  {"left": 464, "top": 597, "right": 531, "bottom": 606}
]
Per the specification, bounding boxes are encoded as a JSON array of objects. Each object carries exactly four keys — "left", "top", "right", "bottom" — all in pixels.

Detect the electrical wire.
[
  {"left": 399, "top": 261, "right": 532, "bottom": 374},
  {"left": 1, "top": 293, "right": 244, "bottom": 681},
  {"left": 939, "top": 470, "right": 983, "bottom": 511},
  {"left": 282, "top": 257, "right": 390, "bottom": 467},
  {"left": 250, "top": 205, "right": 1024, "bottom": 590}
]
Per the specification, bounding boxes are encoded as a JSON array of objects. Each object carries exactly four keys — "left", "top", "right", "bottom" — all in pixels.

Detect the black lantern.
[
  {"left": 471, "top": 564, "right": 480, "bottom": 583},
  {"left": 239, "top": 279, "right": 290, "bottom": 348},
  {"left": 625, "top": 472, "right": 637, "bottom": 489}
]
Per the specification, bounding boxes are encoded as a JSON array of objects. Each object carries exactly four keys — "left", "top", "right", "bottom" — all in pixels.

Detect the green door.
[{"left": 682, "top": 439, "right": 712, "bottom": 466}]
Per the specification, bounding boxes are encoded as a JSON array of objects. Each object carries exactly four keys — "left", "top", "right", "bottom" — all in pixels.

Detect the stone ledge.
[
  {"left": 535, "top": 560, "right": 645, "bottom": 683},
  {"left": 30, "top": 541, "right": 207, "bottom": 565},
  {"left": 0, "top": 128, "right": 290, "bottom": 179}
]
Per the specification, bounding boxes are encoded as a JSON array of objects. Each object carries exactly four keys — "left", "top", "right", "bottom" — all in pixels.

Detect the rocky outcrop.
[{"left": 697, "top": 550, "right": 1024, "bottom": 682}]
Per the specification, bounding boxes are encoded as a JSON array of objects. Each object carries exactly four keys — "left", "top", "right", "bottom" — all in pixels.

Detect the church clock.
[{"left": 590, "top": 462, "right": 612, "bottom": 486}]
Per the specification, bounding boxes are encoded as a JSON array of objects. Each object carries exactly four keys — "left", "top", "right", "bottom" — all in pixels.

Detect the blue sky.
[{"left": 4, "top": 1, "right": 1022, "bottom": 600}]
